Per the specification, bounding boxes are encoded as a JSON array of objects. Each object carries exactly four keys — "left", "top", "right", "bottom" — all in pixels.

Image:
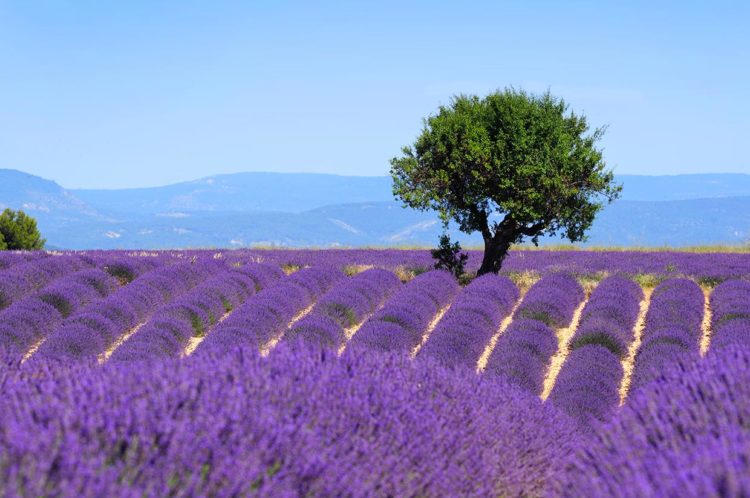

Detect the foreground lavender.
[
  {"left": 0, "top": 345, "right": 577, "bottom": 497},
  {"left": 552, "top": 346, "right": 750, "bottom": 497}
]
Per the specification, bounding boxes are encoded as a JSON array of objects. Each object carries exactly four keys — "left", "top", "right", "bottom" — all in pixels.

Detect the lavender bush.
[
  {"left": 31, "top": 261, "right": 219, "bottom": 365},
  {"left": 515, "top": 273, "right": 584, "bottom": 328},
  {"left": 110, "top": 267, "right": 266, "bottom": 362},
  {"left": 286, "top": 268, "right": 403, "bottom": 350},
  {"left": 710, "top": 279, "right": 750, "bottom": 349},
  {"left": 482, "top": 274, "right": 582, "bottom": 394},
  {"left": 420, "top": 273, "right": 518, "bottom": 369},
  {"left": 629, "top": 278, "right": 704, "bottom": 392},
  {"left": 195, "top": 266, "right": 342, "bottom": 355}
]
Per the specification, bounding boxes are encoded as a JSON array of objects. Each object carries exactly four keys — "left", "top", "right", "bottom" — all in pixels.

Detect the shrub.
[{"left": 430, "top": 233, "right": 468, "bottom": 280}]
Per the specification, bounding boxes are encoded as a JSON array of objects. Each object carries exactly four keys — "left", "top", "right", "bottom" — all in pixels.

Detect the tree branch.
[{"left": 520, "top": 221, "right": 548, "bottom": 236}]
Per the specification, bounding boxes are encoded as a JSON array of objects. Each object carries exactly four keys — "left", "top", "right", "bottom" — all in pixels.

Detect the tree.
[
  {"left": 0, "top": 230, "right": 6, "bottom": 250},
  {"left": 0, "top": 208, "right": 46, "bottom": 250},
  {"left": 390, "top": 88, "right": 621, "bottom": 276}
]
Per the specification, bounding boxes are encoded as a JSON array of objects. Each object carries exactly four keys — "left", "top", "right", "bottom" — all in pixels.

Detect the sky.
[{"left": 0, "top": 1, "right": 748, "bottom": 189}]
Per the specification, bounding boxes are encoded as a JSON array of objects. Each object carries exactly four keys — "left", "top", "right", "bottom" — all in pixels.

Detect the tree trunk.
[{"left": 477, "top": 234, "right": 512, "bottom": 276}]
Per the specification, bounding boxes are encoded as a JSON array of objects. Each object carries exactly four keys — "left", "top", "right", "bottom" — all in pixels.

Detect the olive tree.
[
  {"left": 0, "top": 208, "right": 45, "bottom": 250},
  {"left": 390, "top": 89, "right": 621, "bottom": 276}
]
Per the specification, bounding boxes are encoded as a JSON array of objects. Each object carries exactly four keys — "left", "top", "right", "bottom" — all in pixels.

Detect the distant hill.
[
  {"left": 1, "top": 168, "right": 749, "bottom": 249},
  {"left": 72, "top": 173, "right": 393, "bottom": 214}
]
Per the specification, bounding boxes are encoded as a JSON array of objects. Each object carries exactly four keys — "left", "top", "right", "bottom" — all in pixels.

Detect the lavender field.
[{"left": 1, "top": 248, "right": 749, "bottom": 496}]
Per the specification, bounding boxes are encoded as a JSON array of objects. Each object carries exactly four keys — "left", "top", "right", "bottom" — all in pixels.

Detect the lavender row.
[
  {"left": 569, "top": 276, "right": 643, "bottom": 358},
  {"left": 194, "top": 265, "right": 341, "bottom": 355},
  {"left": 550, "top": 276, "right": 643, "bottom": 425},
  {"left": 630, "top": 278, "right": 704, "bottom": 392},
  {"left": 1, "top": 345, "right": 577, "bottom": 497},
  {"left": 0, "top": 269, "right": 120, "bottom": 365},
  {"left": 0, "top": 250, "right": 48, "bottom": 271},
  {"left": 419, "top": 274, "right": 517, "bottom": 369},
  {"left": 179, "top": 248, "right": 750, "bottom": 282},
  {"left": 341, "top": 270, "right": 454, "bottom": 354},
  {"left": 30, "top": 261, "right": 222, "bottom": 364},
  {"left": 484, "top": 274, "right": 582, "bottom": 394},
  {"left": 515, "top": 273, "right": 584, "bottom": 328},
  {"left": 709, "top": 279, "right": 750, "bottom": 350},
  {"left": 110, "top": 264, "right": 282, "bottom": 362},
  {"left": 0, "top": 255, "right": 92, "bottom": 310},
  {"left": 285, "top": 268, "right": 403, "bottom": 350}
]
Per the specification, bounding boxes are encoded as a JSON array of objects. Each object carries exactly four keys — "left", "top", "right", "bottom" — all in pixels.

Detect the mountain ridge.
[{"left": 1, "top": 168, "right": 749, "bottom": 249}]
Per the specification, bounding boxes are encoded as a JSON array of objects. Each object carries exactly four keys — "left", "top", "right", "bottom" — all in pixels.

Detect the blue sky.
[{"left": 0, "top": 1, "right": 747, "bottom": 189}]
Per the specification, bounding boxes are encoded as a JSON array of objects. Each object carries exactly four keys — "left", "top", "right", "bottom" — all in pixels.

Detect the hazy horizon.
[
  {"left": 7, "top": 167, "right": 750, "bottom": 192},
  {"left": 1, "top": 1, "right": 748, "bottom": 189}
]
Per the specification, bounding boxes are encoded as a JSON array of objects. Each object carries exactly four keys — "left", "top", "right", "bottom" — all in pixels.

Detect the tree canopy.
[
  {"left": 390, "top": 88, "right": 621, "bottom": 275},
  {"left": 0, "top": 208, "right": 46, "bottom": 250}
]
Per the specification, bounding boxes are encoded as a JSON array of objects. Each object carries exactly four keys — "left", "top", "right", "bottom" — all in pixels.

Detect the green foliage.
[
  {"left": 517, "top": 309, "right": 555, "bottom": 327},
  {"left": 104, "top": 263, "right": 137, "bottom": 284},
  {"left": 430, "top": 233, "right": 468, "bottom": 280},
  {"left": 569, "top": 332, "right": 627, "bottom": 358},
  {"left": 391, "top": 88, "right": 621, "bottom": 274},
  {"left": 324, "top": 302, "right": 357, "bottom": 328},
  {"left": 39, "top": 293, "right": 74, "bottom": 318},
  {"left": 0, "top": 208, "right": 45, "bottom": 250}
]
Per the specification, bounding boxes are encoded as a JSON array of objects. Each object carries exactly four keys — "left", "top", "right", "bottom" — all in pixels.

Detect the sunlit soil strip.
[
  {"left": 476, "top": 277, "right": 538, "bottom": 372},
  {"left": 410, "top": 303, "right": 452, "bottom": 359},
  {"left": 20, "top": 337, "right": 45, "bottom": 364},
  {"left": 540, "top": 290, "right": 593, "bottom": 401},
  {"left": 259, "top": 304, "right": 316, "bottom": 357},
  {"left": 476, "top": 298, "right": 523, "bottom": 372},
  {"left": 477, "top": 272, "right": 540, "bottom": 373},
  {"left": 183, "top": 309, "right": 234, "bottom": 357},
  {"left": 99, "top": 322, "right": 146, "bottom": 364},
  {"left": 618, "top": 287, "right": 654, "bottom": 405},
  {"left": 699, "top": 287, "right": 713, "bottom": 356}
]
